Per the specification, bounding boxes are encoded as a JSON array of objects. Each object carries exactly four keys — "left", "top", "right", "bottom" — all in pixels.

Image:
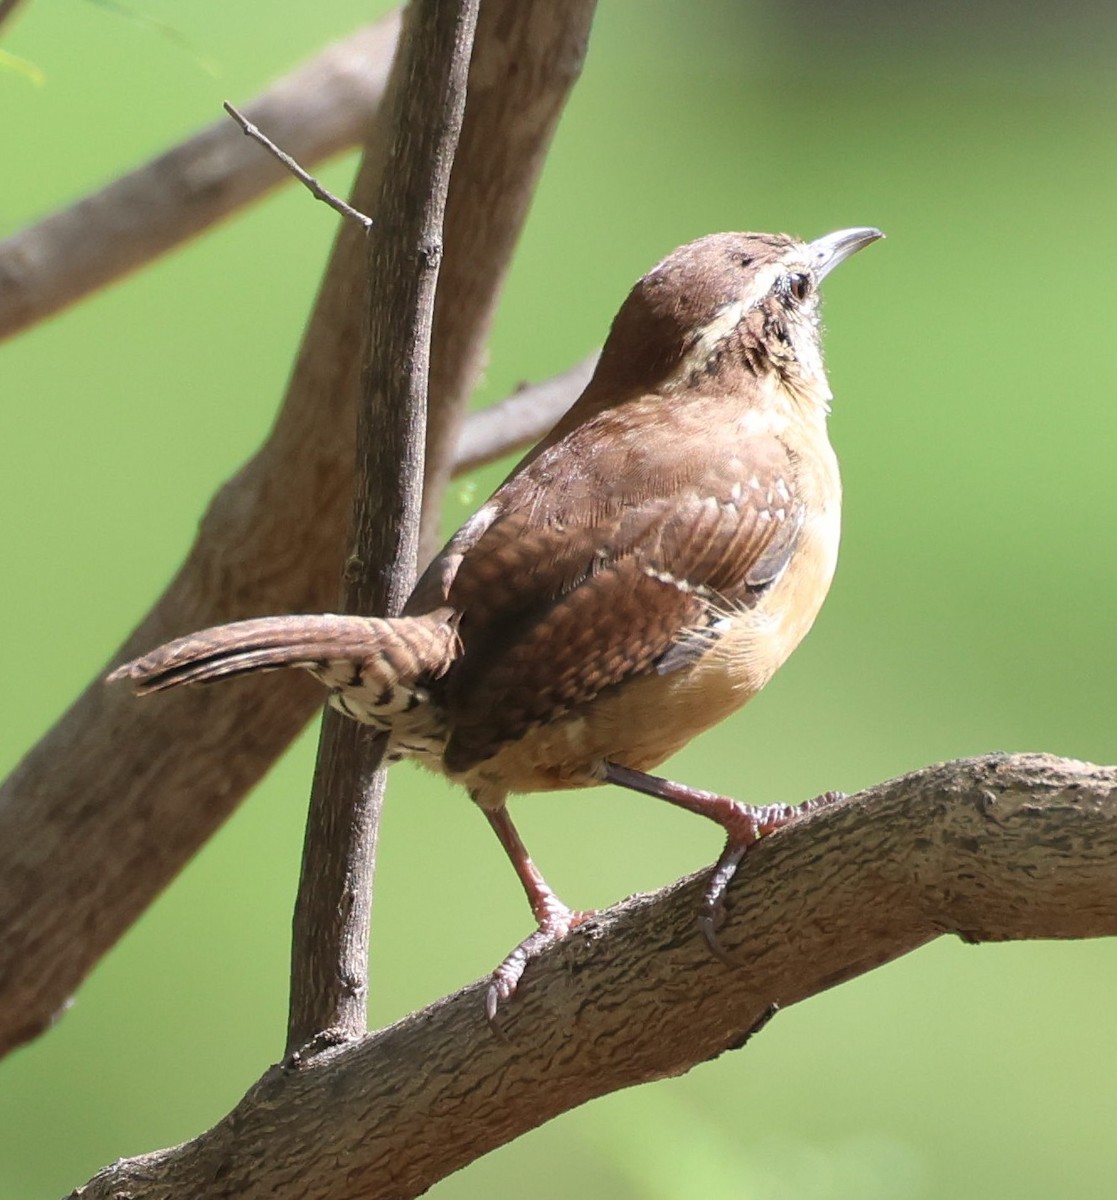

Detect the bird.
[{"left": 110, "top": 227, "right": 882, "bottom": 1016}]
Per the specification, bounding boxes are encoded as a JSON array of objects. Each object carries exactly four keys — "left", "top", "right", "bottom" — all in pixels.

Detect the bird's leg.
[
  {"left": 483, "top": 803, "right": 586, "bottom": 1020},
  {"left": 601, "top": 761, "right": 844, "bottom": 961}
]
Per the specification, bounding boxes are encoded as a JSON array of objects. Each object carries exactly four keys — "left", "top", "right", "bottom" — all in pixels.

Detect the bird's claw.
[
  {"left": 486, "top": 906, "right": 588, "bottom": 1025},
  {"left": 698, "top": 789, "right": 846, "bottom": 964},
  {"left": 699, "top": 838, "right": 753, "bottom": 964}
]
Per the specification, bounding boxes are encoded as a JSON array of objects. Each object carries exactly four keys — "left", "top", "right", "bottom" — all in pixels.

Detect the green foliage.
[
  {"left": 1, "top": 1, "right": 1115, "bottom": 1196},
  {"left": 0, "top": 46, "right": 44, "bottom": 85}
]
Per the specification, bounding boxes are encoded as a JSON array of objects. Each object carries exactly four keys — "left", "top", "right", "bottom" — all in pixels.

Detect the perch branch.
[
  {"left": 0, "top": 0, "right": 598, "bottom": 1060},
  {"left": 286, "top": 0, "right": 480, "bottom": 1052},
  {"left": 70, "top": 753, "right": 1117, "bottom": 1200},
  {"left": 0, "top": 14, "right": 399, "bottom": 342}
]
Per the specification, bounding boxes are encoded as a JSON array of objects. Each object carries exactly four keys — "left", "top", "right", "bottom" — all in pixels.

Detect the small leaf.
[{"left": 0, "top": 47, "right": 45, "bottom": 87}]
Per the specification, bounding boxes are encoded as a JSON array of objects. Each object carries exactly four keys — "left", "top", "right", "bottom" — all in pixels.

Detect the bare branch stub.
[
  {"left": 0, "top": 15, "right": 401, "bottom": 342},
  {"left": 223, "top": 101, "right": 374, "bottom": 231}
]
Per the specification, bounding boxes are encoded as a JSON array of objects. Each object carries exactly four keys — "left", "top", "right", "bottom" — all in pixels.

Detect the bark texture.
[
  {"left": 287, "top": 0, "right": 480, "bottom": 1051},
  {"left": 70, "top": 753, "right": 1117, "bottom": 1200}
]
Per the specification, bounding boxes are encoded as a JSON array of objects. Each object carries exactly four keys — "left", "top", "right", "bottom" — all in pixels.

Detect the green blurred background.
[{"left": 2, "top": 0, "right": 1116, "bottom": 1196}]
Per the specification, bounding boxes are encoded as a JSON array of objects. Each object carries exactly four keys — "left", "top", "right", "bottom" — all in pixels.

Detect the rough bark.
[
  {"left": 287, "top": 0, "right": 480, "bottom": 1051},
  {"left": 70, "top": 753, "right": 1117, "bottom": 1200}
]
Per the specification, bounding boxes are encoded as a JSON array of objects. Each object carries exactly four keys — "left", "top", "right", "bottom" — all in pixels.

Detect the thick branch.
[
  {"left": 71, "top": 753, "right": 1117, "bottom": 1200},
  {"left": 0, "top": 14, "right": 400, "bottom": 342},
  {"left": 287, "top": 0, "right": 480, "bottom": 1051},
  {"left": 0, "top": 0, "right": 597, "bottom": 1061}
]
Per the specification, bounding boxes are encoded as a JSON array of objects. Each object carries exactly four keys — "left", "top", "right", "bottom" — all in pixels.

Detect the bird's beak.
[{"left": 810, "top": 227, "right": 884, "bottom": 281}]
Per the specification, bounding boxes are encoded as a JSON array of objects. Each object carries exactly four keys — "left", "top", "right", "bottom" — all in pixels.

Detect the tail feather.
[{"left": 108, "top": 609, "right": 460, "bottom": 698}]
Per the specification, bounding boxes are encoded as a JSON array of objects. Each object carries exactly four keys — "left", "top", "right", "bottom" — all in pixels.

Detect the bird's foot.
[
  {"left": 601, "top": 763, "right": 845, "bottom": 963},
  {"left": 486, "top": 900, "right": 589, "bottom": 1023},
  {"left": 699, "top": 789, "right": 847, "bottom": 961}
]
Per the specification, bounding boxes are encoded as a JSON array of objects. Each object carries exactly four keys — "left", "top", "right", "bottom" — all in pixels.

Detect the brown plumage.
[{"left": 110, "top": 227, "right": 882, "bottom": 1014}]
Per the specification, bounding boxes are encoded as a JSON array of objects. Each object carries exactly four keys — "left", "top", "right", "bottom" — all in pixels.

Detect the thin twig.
[
  {"left": 0, "top": 16, "right": 399, "bottom": 342},
  {"left": 223, "top": 101, "right": 373, "bottom": 231},
  {"left": 285, "top": 0, "right": 481, "bottom": 1054}
]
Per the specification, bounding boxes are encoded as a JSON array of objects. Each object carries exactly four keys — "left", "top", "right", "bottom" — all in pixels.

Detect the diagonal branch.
[
  {"left": 453, "top": 350, "right": 597, "bottom": 473},
  {"left": 70, "top": 753, "right": 1117, "bottom": 1200},
  {"left": 222, "top": 100, "right": 375, "bottom": 230},
  {"left": 0, "top": 13, "right": 400, "bottom": 342},
  {"left": 286, "top": 0, "right": 480, "bottom": 1053},
  {"left": 0, "top": 0, "right": 598, "bottom": 1061}
]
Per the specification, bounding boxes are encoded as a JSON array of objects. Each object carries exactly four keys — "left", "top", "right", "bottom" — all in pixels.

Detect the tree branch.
[
  {"left": 69, "top": 753, "right": 1117, "bottom": 1200},
  {"left": 0, "top": 15, "right": 398, "bottom": 343},
  {"left": 453, "top": 350, "right": 598, "bottom": 473},
  {"left": 0, "top": 14, "right": 399, "bottom": 343},
  {"left": 0, "top": 0, "right": 597, "bottom": 1061},
  {"left": 286, "top": 0, "right": 480, "bottom": 1053}
]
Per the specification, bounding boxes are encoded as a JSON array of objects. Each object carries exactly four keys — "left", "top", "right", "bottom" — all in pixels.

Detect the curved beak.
[{"left": 810, "top": 227, "right": 884, "bottom": 281}]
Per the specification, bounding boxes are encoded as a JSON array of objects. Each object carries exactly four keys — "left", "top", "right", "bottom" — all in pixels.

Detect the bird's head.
[{"left": 592, "top": 227, "right": 883, "bottom": 409}]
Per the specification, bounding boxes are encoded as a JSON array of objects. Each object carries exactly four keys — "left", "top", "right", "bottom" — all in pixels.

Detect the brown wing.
[{"left": 438, "top": 407, "right": 802, "bottom": 773}]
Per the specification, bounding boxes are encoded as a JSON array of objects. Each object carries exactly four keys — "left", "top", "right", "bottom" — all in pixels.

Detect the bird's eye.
[{"left": 786, "top": 272, "right": 812, "bottom": 302}]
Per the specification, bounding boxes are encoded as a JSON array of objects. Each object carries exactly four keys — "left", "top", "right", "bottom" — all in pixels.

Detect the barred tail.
[{"left": 107, "top": 608, "right": 461, "bottom": 698}]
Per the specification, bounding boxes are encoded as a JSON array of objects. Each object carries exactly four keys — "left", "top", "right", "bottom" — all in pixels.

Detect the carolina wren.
[{"left": 111, "top": 227, "right": 882, "bottom": 1014}]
